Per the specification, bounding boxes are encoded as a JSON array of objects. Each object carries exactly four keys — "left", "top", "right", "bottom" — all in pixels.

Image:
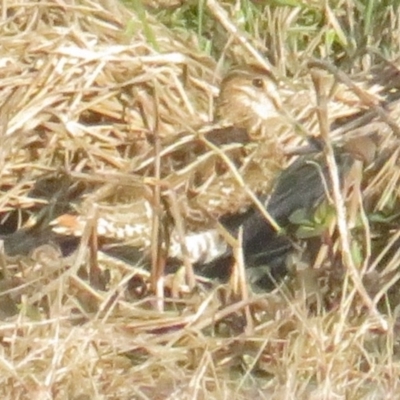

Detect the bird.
[
  {"left": 168, "top": 67, "right": 287, "bottom": 226},
  {"left": 6, "top": 60, "right": 396, "bottom": 293},
  {"left": 44, "top": 65, "right": 289, "bottom": 264},
  {"left": 133, "top": 66, "right": 286, "bottom": 224},
  {"left": 53, "top": 67, "right": 285, "bottom": 238}
]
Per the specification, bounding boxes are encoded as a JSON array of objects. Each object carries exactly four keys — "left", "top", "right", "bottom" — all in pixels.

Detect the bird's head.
[{"left": 215, "top": 67, "right": 283, "bottom": 139}]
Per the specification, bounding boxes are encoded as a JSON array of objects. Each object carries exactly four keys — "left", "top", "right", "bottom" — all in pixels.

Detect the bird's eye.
[{"left": 252, "top": 78, "right": 264, "bottom": 88}]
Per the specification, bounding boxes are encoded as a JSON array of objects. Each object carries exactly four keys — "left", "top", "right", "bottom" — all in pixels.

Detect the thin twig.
[
  {"left": 88, "top": 205, "right": 104, "bottom": 290},
  {"left": 235, "top": 227, "right": 253, "bottom": 335},
  {"left": 147, "top": 82, "right": 165, "bottom": 311}
]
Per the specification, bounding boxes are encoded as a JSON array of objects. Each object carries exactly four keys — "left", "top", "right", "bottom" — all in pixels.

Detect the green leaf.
[
  {"left": 351, "top": 240, "right": 363, "bottom": 267},
  {"left": 296, "top": 224, "right": 327, "bottom": 239},
  {"left": 289, "top": 208, "right": 310, "bottom": 225}
]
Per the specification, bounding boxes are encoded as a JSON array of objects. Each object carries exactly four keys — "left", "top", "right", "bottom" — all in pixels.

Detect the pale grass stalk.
[
  {"left": 368, "top": 230, "right": 400, "bottom": 273},
  {"left": 234, "top": 227, "right": 254, "bottom": 334},
  {"left": 148, "top": 83, "right": 165, "bottom": 311}
]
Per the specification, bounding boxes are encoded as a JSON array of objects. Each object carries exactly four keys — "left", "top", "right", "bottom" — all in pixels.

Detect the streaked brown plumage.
[
  {"left": 177, "top": 67, "right": 286, "bottom": 222},
  {"left": 215, "top": 67, "right": 282, "bottom": 138}
]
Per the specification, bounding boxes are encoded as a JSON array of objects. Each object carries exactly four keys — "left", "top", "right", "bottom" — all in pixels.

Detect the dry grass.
[{"left": 0, "top": 0, "right": 400, "bottom": 399}]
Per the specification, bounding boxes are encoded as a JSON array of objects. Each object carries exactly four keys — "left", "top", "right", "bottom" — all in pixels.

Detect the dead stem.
[{"left": 147, "top": 83, "right": 165, "bottom": 311}]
